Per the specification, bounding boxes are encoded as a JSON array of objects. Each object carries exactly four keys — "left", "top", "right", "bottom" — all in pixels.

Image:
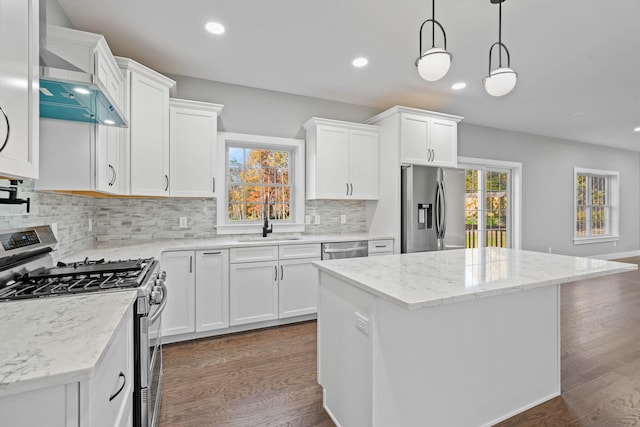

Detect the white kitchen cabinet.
[
  {"left": 195, "top": 250, "right": 230, "bottom": 331},
  {"left": 169, "top": 99, "right": 223, "bottom": 197},
  {"left": 161, "top": 251, "right": 196, "bottom": 336},
  {"left": 0, "top": 0, "right": 39, "bottom": 179},
  {"left": 304, "top": 118, "right": 379, "bottom": 200},
  {"left": 116, "top": 57, "right": 175, "bottom": 196},
  {"left": 400, "top": 112, "right": 459, "bottom": 167},
  {"left": 161, "top": 249, "right": 230, "bottom": 338},
  {"left": 230, "top": 243, "right": 321, "bottom": 325},
  {"left": 0, "top": 304, "right": 133, "bottom": 427},
  {"left": 368, "top": 239, "right": 394, "bottom": 256}
]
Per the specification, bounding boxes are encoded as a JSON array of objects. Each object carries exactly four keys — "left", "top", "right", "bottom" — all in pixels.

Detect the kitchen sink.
[{"left": 235, "top": 236, "right": 303, "bottom": 243}]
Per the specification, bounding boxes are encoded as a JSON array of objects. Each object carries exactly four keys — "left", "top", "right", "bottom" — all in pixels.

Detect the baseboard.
[
  {"left": 480, "top": 391, "right": 560, "bottom": 427},
  {"left": 591, "top": 250, "right": 640, "bottom": 260}
]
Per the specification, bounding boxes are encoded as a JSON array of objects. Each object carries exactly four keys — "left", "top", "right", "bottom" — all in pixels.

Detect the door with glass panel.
[{"left": 465, "top": 168, "right": 511, "bottom": 248}]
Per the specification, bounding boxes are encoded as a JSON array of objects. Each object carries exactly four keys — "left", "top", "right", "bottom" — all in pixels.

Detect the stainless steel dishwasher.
[{"left": 321, "top": 241, "right": 368, "bottom": 260}]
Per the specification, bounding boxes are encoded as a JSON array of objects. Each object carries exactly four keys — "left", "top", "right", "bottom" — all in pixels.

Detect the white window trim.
[
  {"left": 458, "top": 156, "right": 522, "bottom": 249},
  {"left": 216, "top": 132, "right": 305, "bottom": 235},
  {"left": 573, "top": 167, "right": 619, "bottom": 245}
]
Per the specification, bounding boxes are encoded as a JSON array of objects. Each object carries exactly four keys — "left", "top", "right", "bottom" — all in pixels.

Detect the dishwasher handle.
[{"left": 323, "top": 247, "right": 366, "bottom": 254}]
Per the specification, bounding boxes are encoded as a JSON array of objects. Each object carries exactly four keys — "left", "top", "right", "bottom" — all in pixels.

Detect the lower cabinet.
[
  {"left": 161, "top": 249, "right": 230, "bottom": 338},
  {"left": 0, "top": 305, "right": 133, "bottom": 427},
  {"left": 368, "top": 239, "right": 394, "bottom": 256},
  {"left": 229, "top": 243, "right": 321, "bottom": 326}
]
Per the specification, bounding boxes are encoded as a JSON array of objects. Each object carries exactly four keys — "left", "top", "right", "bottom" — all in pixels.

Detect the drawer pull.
[
  {"left": 109, "top": 372, "right": 126, "bottom": 402},
  {"left": 375, "top": 245, "right": 386, "bottom": 248},
  {"left": 203, "top": 251, "right": 222, "bottom": 255}
]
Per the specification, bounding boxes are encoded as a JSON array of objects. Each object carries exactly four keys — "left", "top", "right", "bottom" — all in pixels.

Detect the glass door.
[{"left": 465, "top": 168, "right": 511, "bottom": 248}]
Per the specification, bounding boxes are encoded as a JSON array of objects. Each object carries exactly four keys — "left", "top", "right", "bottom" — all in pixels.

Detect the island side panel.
[
  {"left": 318, "top": 271, "right": 374, "bottom": 427},
  {"left": 372, "top": 284, "right": 561, "bottom": 427}
]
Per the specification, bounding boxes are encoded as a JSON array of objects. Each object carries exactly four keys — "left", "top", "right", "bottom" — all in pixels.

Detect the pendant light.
[
  {"left": 415, "top": 0, "right": 452, "bottom": 82},
  {"left": 483, "top": 0, "right": 517, "bottom": 96}
]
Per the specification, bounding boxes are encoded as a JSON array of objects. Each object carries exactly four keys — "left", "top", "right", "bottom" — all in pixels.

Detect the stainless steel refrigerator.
[{"left": 401, "top": 165, "right": 466, "bottom": 253}]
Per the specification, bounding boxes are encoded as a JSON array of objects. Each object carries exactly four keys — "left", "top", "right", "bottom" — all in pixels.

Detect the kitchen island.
[{"left": 313, "top": 248, "right": 636, "bottom": 427}]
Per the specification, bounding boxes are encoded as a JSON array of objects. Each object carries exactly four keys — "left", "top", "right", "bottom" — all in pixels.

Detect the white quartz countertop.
[
  {"left": 313, "top": 248, "right": 637, "bottom": 309},
  {"left": 59, "top": 233, "right": 393, "bottom": 263},
  {"left": 0, "top": 290, "right": 137, "bottom": 397}
]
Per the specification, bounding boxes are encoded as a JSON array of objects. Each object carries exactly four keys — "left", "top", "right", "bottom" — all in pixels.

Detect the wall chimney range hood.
[{"left": 39, "top": 0, "right": 127, "bottom": 127}]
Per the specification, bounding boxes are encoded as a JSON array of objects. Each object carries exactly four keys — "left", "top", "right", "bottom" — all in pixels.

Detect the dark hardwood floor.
[{"left": 159, "top": 257, "right": 640, "bottom": 427}]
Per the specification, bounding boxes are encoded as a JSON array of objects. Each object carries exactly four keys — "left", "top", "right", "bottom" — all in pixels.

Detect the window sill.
[
  {"left": 573, "top": 235, "right": 620, "bottom": 245},
  {"left": 216, "top": 223, "right": 305, "bottom": 235}
]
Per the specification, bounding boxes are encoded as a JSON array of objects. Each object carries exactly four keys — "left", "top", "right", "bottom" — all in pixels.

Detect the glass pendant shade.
[
  {"left": 417, "top": 48, "right": 452, "bottom": 82},
  {"left": 483, "top": 67, "right": 517, "bottom": 96}
]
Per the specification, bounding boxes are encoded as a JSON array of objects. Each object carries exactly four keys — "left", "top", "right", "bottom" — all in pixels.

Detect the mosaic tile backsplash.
[{"left": 0, "top": 184, "right": 367, "bottom": 254}]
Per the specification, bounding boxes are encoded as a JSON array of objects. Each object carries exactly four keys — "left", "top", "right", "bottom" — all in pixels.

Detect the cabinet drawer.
[
  {"left": 279, "top": 243, "right": 321, "bottom": 260},
  {"left": 368, "top": 239, "right": 393, "bottom": 254},
  {"left": 88, "top": 306, "right": 133, "bottom": 427},
  {"left": 230, "top": 246, "right": 278, "bottom": 263}
]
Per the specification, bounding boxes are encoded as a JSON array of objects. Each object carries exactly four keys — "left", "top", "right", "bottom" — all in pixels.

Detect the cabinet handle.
[
  {"left": 280, "top": 265, "right": 284, "bottom": 280},
  {"left": 375, "top": 245, "right": 386, "bottom": 248},
  {"left": 108, "top": 164, "right": 116, "bottom": 186},
  {"left": 109, "top": 372, "right": 126, "bottom": 402},
  {"left": 164, "top": 174, "right": 169, "bottom": 191},
  {"left": 190, "top": 256, "right": 193, "bottom": 273},
  {"left": 212, "top": 177, "right": 216, "bottom": 193},
  {"left": 274, "top": 265, "right": 278, "bottom": 281},
  {"left": 346, "top": 182, "right": 349, "bottom": 196},
  {"left": 0, "top": 106, "right": 10, "bottom": 154},
  {"left": 203, "top": 251, "right": 221, "bottom": 255},
  {"left": 350, "top": 183, "right": 353, "bottom": 196}
]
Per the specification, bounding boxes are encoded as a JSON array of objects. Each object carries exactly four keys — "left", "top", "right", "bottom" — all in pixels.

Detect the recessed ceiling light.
[
  {"left": 205, "top": 22, "right": 225, "bottom": 35},
  {"left": 73, "top": 87, "right": 91, "bottom": 95},
  {"left": 451, "top": 82, "right": 466, "bottom": 90},
  {"left": 571, "top": 111, "right": 586, "bottom": 117},
  {"left": 352, "top": 57, "right": 368, "bottom": 68},
  {"left": 634, "top": 127, "right": 640, "bottom": 132}
]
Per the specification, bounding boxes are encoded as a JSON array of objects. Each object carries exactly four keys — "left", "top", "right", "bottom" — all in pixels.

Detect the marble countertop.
[
  {"left": 313, "top": 248, "right": 637, "bottom": 309},
  {"left": 59, "top": 233, "right": 393, "bottom": 263},
  {"left": 0, "top": 290, "right": 137, "bottom": 398}
]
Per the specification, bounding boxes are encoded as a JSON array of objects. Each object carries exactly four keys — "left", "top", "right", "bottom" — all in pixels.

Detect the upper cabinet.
[
  {"left": 304, "top": 118, "right": 379, "bottom": 200},
  {"left": 116, "top": 57, "right": 175, "bottom": 196},
  {"left": 169, "top": 99, "right": 223, "bottom": 198},
  {"left": 0, "top": 0, "right": 39, "bottom": 179},
  {"left": 370, "top": 106, "right": 463, "bottom": 168}
]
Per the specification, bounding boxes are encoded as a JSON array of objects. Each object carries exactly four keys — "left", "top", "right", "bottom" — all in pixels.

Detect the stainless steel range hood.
[{"left": 39, "top": 0, "right": 127, "bottom": 127}]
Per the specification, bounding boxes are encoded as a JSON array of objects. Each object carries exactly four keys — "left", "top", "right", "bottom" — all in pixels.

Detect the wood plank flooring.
[{"left": 159, "top": 257, "right": 640, "bottom": 427}]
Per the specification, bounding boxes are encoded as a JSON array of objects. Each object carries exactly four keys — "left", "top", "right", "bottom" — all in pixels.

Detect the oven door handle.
[{"left": 149, "top": 281, "right": 168, "bottom": 325}]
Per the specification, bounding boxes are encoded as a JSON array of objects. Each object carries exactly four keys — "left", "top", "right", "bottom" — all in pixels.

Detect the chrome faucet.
[{"left": 262, "top": 196, "right": 273, "bottom": 237}]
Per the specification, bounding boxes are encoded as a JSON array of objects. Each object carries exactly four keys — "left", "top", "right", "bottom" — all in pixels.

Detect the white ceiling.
[{"left": 57, "top": 0, "right": 640, "bottom": 151}]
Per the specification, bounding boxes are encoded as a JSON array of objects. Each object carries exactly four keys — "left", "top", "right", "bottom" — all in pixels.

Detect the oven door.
[{"left": 147, "top": 310, "right": 163, "bottom": 427}]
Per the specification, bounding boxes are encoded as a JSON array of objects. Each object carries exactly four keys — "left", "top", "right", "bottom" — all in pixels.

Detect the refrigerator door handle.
[
  {"left": 434, "top": 183, "right": 441, "bottom": 237},
  {"left": 440, "top": 181, "right": 447, "bottom": 239}
]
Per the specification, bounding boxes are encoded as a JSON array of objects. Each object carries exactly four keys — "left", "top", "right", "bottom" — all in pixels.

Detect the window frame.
[
  {"left": 573, "top": 167, "right": 619, "bottom": 245},
  {"left": 216, "top": 132, "right": 305, "bottom": 235}
]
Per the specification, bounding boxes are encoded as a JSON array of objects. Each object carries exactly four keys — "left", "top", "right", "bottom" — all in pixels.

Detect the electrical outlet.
[
  {"left": 315, "top": 215, "right": 321, "bottom": 225},
  {"left": 340, "top": 214, "right": 346, "bottom": 224},
  {"left": 179, "top": 217, "right": 188, "bottom": 228},
  {"left": 88, "top": 219, "right": 93, "bottom": 232},
  {"left": 548, "top": 246, "right": 552, "bottom": 253},
  {"left": 613, "top": 241, "right": 617, "bottom": 247},
  {"left": 355, "top": 312, "right": 369, "bottom": 335},
  {"left": 305, "top": 214, "right": 311, "bottom": 224}
]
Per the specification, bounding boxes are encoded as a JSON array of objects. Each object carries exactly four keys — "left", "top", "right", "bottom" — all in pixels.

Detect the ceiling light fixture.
[
  {"left": 483, "top": 0, "right": 517, "bottom": 97},
  {"left": 451, "top": 82, "right": 466, "bottom": 90},
  {"left": 352, "top": 57, "right": 368, "bottom": 68},
  {"left": 205, "top": 22, "right": 225, "bottom": 35},
  {"left": 415, "top": 0, "right": 452, "bottom": 82},
  {"left": 634, "top": 127, "right": 640, "bottom": 132}
]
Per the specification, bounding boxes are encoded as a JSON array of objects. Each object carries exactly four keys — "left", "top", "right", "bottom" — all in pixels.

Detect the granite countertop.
[
  {"left": 0, "top": 290, "right": 137, "bottom": 398},
  {"left": 59, "top": 233, "right": 394, "bottom": 263},
  {"left": 313, "top": 247, "right": 637, "bottom": 310}
]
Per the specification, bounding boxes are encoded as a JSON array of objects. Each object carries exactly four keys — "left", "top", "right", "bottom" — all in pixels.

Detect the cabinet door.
[
  {"left": 278, "top": 257, "right": 320, "bottom": 318},
  {"left": 170, "top": 106, "right": 218, "bottom": 197},
  {"left": 95, "top": 123, "right": 121, "bottom": 194},
  {"left": 348, "top": 129, "right": 378, "bottom": 199},
  {"left": 429, "top": 118, "right": 457, "bottom": 167},
  {"left": 195, "top": 249, "right": 229, "bottom": 332},
  {"left": 230, "top": 260, "right": 278, "bottom": 326},
  {"left": 161, "top": 251, "right": 195, "bottom": 337},
  {"left": 0, "top": 0, "right": 38, "bottom": 179},
  {"left": 129, "top": 71, "right": 170, "bottom": 196},
  {"left": 315, "top": 126, "right": 350, "bottom": 198},
  {"left": 400, "top": 114, "right": 429, "bottom": 165}
]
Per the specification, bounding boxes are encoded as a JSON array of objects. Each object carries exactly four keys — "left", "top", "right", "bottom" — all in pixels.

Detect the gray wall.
[{"left": 458, "top": 123, "right": 640, "bottom": 257}]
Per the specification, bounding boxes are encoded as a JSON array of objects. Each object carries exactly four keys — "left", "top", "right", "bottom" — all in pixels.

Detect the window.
[
  {"left": 217, "top": 133, "right": 305, "bottom": 234},
  {"left": 464, "top": 168, "right": 511, "bottom": 248},
  {"left": 574, "top": 168, "right": 619, "bottom": 244}
]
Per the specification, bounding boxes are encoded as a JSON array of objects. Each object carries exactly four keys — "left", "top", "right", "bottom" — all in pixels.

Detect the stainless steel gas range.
[{"left": 0, "top": 225, "right": 167, "bottom": 427}]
